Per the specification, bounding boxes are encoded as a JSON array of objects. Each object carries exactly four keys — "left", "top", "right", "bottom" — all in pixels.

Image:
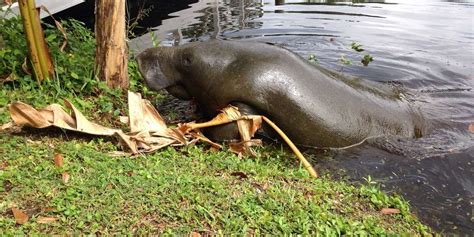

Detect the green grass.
[
  {"left": 0, "top": 134, "right": 429, "bottom": 235},
  {"left": 0, "top": 14, "right": 431, "bottom": 235}
]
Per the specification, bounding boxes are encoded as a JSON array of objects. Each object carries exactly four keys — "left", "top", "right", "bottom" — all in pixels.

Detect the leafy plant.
[
  {"left": 0, "top": 16, "right": 155, "bottom": 124},
  {"left": 361, "top": 54, "right": 374, "bottom": 66},
  {"left": 350, "top": 42, "right": 364, "bottom": 52},
  {"left": 363, "top": 175, "right": 377, "bottom": 185},
  {"left": 308, "top": 54, "right": 318, "bottom": 63},
  {"left": 339, "top": 54, "right": 352, "bottom": 66},
  {"left": 127, "top": 3, "right": 155, "bottom": 38},
  {"left": 150, "top": 30, "right": 159, "bottom": 48},
  {"left": 349, "top": 42, "right": 374, "bottom": 66}
]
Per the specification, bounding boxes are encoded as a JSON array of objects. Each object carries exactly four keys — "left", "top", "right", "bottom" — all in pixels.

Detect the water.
[{"left": 129, "top": 0, "right": 474, "bottom": 233}]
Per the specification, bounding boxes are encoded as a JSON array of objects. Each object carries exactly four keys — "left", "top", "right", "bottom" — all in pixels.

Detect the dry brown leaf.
[
  {"left": 0, "top": 161, "right": 7, "bottom": 170},
  {"left": 121, "top": 92, "right": 185, "bottom": 154},
  {"left": 116, "top": 131, "right": 138, "bottom": 154},
  {"left": 164, "top": 128, "right": 187, "bottom": 145},
  {"left": 119, "top": 116, "right": 129, "bottom": 124},
  {"left": 140, "top": 137, "right": 176, "bottom": 153},
  {"left": 380, "top": 208, "right": 400, "bottom": 215},
  {"left": 26, "top": 139, "right": 42, "bottom": 145},
  {"left": 3, "top": 92, "right": 185, "bottom": 155},
  {"left": 108, "top": 151, "right": 132, "bottom": 157},
  {"left": 36, "top": 216, "right": 58, "bottom": 224},
  {"left": 12, "top": 207, "right": 29, "bottom": 224},
  {"left": 188, "top": 131, "right": 222, "bottom": 150},
  {"left": 143, "top": 100, "right": 169, "bottom": 135},
  {"left": 2, "top": 92, "right": 317, "bottom": 177},
  {"left": 304, "top": 190, "right": 314, "bottom": 199},
  {"left": 182, "top": 106, "right": 242, "bottom": 132},
  {"left": 469, "top": 124, "right": 474, "bottom": 133},
  {"left": 0, "top": 73, "right": 18, "bottom": 83},
  {"left": 128, "top": 91, "right": 167, "bottom": 135},
  {"left": 190, "top": 232, "right": 201, "bottom": 237},
  {"left": 41, "top": 206, "right": 56, "bottom": 212},
  {"left": 0, "top": 121, "right": 15, "bottom": 131},
  {"left": 230, "top": 171, "right": 249, "bottom": 179},
  {"left": 237, "top": 119, "right": 252, "bottom": 142},
  {"left": 64, "top": 100, "right": 119, "bottom": 136},
  {"left": 62, "top": 172, "right": 70, "bottom": 183},
  {"left": 43, "top": 104, "right": 75, "bottom": 127},
  {"left": 229, "top": 140, "right": 262, "bottom": 156},
  {"left": 54, "top": 153, "right": 63, "bottom": 167},
  {"left": 22, "top": 58, "right": 31, "bottom": 75},
  {"left": 39, "top": 5, "right": 68, "bottom": 51},
  {"left": 128, "top": 91, "right": 147, "bottom": 133},
  {"left": 237, "top": 116, "right": 262, "bottom": 141},
  {"left": 4, "top": 92, "right": 187, "bottom": 155},
  {"left": 208, "top": 146, "right": 220, "bottom": 153},
  {"left": 252, "top": 182, "right": 269, "bottom": 192},
  {"left": 7, "top": 101, "right": 120, "bottom": 136},
  {"left": 5, "top": 0, "right": 13, "bottom": 5},
  {"left": 179, "top": 106, "right": 263, "bottom": 157},
  {"left": 8, "top": 102, "right": 52, "bottom": 128}
]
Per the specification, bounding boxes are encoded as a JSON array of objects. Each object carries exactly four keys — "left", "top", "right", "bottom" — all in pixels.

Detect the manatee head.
[
  {"left": 136, "top": 46, "right": 190, "bottom": 100},
  {"left": 136, "top": 41, "right": 239, "bottom": 104}
]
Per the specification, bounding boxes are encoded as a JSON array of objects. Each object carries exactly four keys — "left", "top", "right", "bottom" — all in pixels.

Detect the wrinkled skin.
[{"left": 136, "top": 40, "right": 426, "bottom": 148}]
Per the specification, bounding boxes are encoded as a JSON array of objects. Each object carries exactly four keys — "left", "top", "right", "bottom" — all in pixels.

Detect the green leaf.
[
  {"left": 46, "top": 34, "right": 57, "bottom": 42},
  {"left": 70, "top": 71, "right": 80, "bottom": 79}
]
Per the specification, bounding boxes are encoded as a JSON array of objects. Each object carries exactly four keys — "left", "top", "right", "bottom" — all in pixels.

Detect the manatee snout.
[
  {"left": 136, "top": 47, "right": 192, "bottom": 100},
  {"left": 136, "top": 48, "right": 170, "bottom": 91}
]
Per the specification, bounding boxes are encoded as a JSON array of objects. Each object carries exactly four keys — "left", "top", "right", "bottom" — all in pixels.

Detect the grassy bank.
[{"left": 0, "top": 16, "right": 430, "bottom": 234}]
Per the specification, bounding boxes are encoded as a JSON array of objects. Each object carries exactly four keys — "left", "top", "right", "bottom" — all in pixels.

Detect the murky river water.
[{"left": 127, "top": 0, "right": 474, "bottom": 233}]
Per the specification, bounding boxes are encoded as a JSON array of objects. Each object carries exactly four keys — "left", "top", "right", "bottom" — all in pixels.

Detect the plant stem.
[
  {"left": 18, "top": 0, "right": 54, "bottom": 81},
  {"left": 261, "top": 116, "right": 318, "bottom": 178},
  {"left": 26, "top": 0, "right": 53, "bottom": 80},
  {"left": 18, "top": 0, "right": 43, "bottom": 81}
]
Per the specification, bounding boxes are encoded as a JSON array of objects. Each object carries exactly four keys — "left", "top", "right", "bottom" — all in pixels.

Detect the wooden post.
[{"left": 94, "top": 0, "right": 128, "bottom": 89}]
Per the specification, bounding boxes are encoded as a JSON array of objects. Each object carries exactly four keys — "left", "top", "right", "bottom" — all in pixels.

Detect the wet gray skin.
[{"left": 136, "top": 40, "right": 426, "bottom": 148}]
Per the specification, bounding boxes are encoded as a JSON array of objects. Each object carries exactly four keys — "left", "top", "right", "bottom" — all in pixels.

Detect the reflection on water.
[
  {"left": 273, "top": 0, "right": 388, "bottom": 5},
  {"left": 130, "top": 0, "right": 474, "bottom": 233}
]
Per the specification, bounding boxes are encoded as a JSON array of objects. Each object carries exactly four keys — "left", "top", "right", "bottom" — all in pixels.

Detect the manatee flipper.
[{"left": 203, "top": 102, "right": 272, "bottom": 142}]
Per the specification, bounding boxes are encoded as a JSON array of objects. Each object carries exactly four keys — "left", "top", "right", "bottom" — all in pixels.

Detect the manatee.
[{"left": 136, "top": 40, "right": 425, "bottom": 148}]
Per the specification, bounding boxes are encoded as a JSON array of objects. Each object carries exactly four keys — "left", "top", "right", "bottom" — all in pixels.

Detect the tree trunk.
[{"left": 94, "top": 0, "right": 128, "bottom": 89}]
